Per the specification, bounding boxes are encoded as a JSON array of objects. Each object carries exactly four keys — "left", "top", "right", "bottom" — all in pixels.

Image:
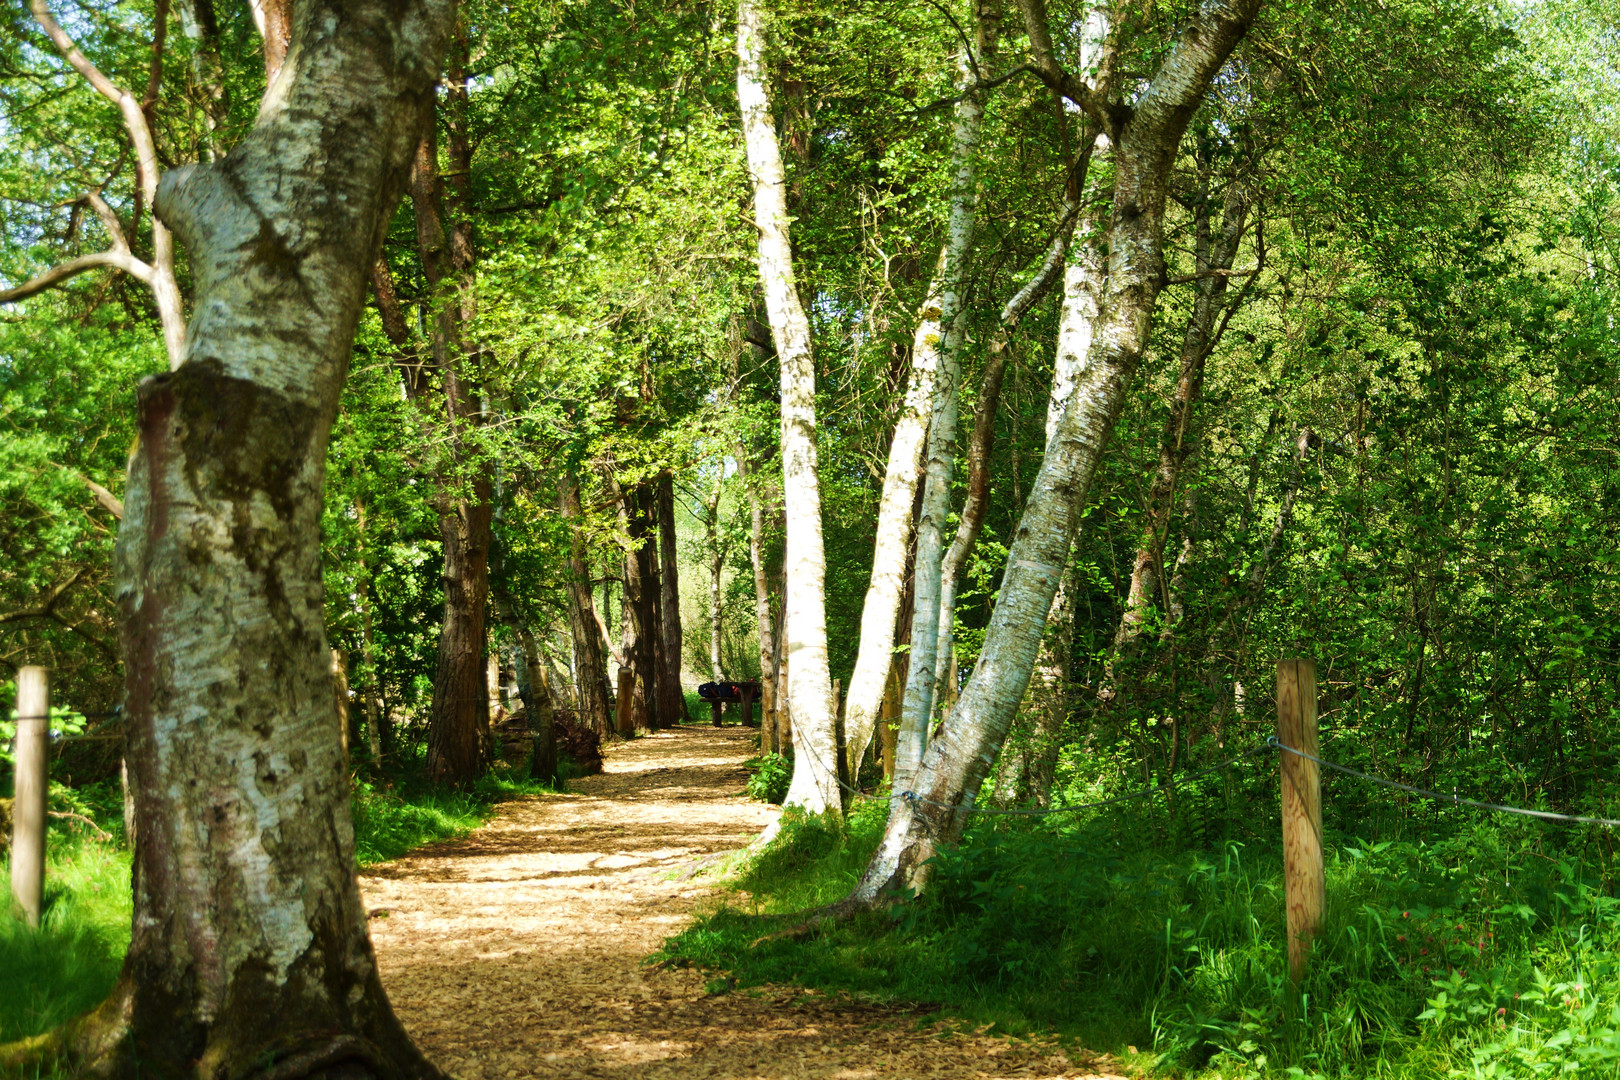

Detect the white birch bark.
[
  {"left": 850, "top": 0, "right": 1266, "bottom": 903},
  {"left": 32, "top": 0, "right": 458, "bottom": 1072},
  {"left": 930, "top": 189, "right": 1087, "bottom": 709},
  {"left": 889, "top": 6, "right": 1000, "bottom": 789},
  {"left": 737, "top": 0, "right": 838, "bottom": 814},
  {"left": 841, "top": 20, "right": 1000, "bottom": 775}
]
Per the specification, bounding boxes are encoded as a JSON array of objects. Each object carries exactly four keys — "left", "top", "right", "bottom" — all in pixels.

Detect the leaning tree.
[{"left": 2, "top": 0, "right": 458, "bottom": 1074}]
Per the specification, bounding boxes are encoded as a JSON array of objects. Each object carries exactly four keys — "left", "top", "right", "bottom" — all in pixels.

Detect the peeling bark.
[{"left": 32, "top": 0, "right": 460, "bottom": 1074}]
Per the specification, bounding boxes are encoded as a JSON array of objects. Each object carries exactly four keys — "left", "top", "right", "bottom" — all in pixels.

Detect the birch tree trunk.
[
  {"left": 890, "top": 4, "right": 1000, "bottom": 788},
  {"left": 16, "top": 0, "right": 458, "bottom": 1072},
  {"left": 931, "top": 182, "right": 1086, "bottom": 710},
  {"left": 850, "top": 0, "right": 1265, "bottom": 903},
  {"left": 737, "top": 0, "right": 837, "bottom": 813}
]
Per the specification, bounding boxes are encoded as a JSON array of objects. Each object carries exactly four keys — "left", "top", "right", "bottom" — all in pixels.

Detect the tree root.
[
  {"left": 0, "top": 978, "right": 130, "bottom": 1077},
  {"left": 747, "top": 895, "right": 894, "bottom": 948}
]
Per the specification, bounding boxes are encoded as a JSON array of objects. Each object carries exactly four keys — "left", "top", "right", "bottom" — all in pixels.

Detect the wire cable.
[{"left": 1270, "top": 738, "right": 1620, "bottom": 829}]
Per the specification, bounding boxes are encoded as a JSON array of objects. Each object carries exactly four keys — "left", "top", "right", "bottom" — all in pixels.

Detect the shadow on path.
[{"left": 362, "top": 725, "right": 1119, "bottom": 1080}]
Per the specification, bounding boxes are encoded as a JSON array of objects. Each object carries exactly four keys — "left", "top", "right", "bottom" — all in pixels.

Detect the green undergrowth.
[
  {"left": 657, "top": 802, "right": 1620, "bottom": 1078},
  {"left": 350, "top": 766, "right": 558, "bottom": 866},
  {"left": 0, "top": 782, "right": 130, "bottom": 1045}
]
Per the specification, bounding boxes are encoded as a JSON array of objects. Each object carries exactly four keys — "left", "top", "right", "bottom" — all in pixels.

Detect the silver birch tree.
[
  {"left": 841, "top": 1, "right": 1005, "bottom": 778},
  {"left": 0, "top": 0, "right": 460, "bottom": 1073},
  {"left": 888, "top": 2, "right": 1003, "bottom": 788},
  {"left": 850, "top": 0, "right": 1267, "bottom": 902},
  {"left": 737, "top": 0, "right": 839, "bottom": 813}
]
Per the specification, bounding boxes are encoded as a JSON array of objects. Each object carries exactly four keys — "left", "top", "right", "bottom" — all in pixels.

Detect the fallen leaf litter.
[{"left": 362, "top": 725, "right": 1124, "bottom": 1080}]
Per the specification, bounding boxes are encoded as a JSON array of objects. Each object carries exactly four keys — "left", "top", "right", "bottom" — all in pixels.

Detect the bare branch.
[
  {"left": 0, "top": 250, "right": 154, "bottom": 304},
  {"left": 29, "top": 0, "right": 186, "bottom": 365},
  {"left": 84, "top": 190, "right": 130, "bottom": 252},
  {"left": 0, "top": 569, "right": 85, "bottom": 626},
  {"left": 1016, "top": 0, "right": 1118, "bottom": 138},
  {"left": 80, "top": 474, "right": 125, "bottom": 519}
]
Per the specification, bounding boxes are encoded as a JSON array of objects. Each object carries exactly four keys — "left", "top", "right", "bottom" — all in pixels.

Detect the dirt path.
[{"left": 362, "top": 725, "right": 1121, "bottom": 1080}]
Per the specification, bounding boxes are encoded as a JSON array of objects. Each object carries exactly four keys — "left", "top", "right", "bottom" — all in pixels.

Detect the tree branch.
[
  {"left": 1015, "top": 0, "right": 1119, "bottom": 138},
  {"left": 0, "top": 250, "right": 154, "bottom": 304},
  {"left": 29, "top": 0, "right": 186, "bottom": 365},
  {"left": 0, "top": 569, "right": 85, "bottom": 626}
]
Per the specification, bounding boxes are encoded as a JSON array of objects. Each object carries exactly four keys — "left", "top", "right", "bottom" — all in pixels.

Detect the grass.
[
  {"left": 656, "top": 800, "right": 1620, "bottom": 1078},
  {"left": 350, "top": 766, "right": 556, "bottom": 865},
  {"left": 0, "top": 821, "right": 130, "bottom": 1044},
  {"left": 1, "top": 765, "right": 555, "bottom": 1046}
]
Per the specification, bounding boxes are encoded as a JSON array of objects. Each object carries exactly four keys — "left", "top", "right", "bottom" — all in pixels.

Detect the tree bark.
[
  {"left": 608, "top": 476, "right": 656, "bottom": 732},
  {"left": 558, "top": 473, "right": 614, "bottom": 735},
  {"left": 656, "top": 471, "right": 685, "bottom": 726},
  {"left": 890, "top": 3, "right": 1001, "bottom": 789},
  {"left": 705, "top": 468, "right": 726, "bottom": 682},
  {"left": 18, "top": 1, "right": 457, "bottom": 1074},
  {"left": 737, "top": 0, "right": 837, "bottom": 813},
  {"left": 930, "top": 177, "right": 1087, "bottom": 711},
  {"left": 850, "top": 0, "right": 1265, "bottom": 903},
  {"left": 842, "top": 5, "right": 1001, "bottom": 777},
  {"left": 410, "top": 91, "right": 494, "bottom": 785}
]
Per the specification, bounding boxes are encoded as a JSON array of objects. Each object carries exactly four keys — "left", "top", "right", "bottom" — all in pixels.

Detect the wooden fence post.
[
  {"left": 10, "top": 665, "right": 49, "bottom": 928},
  {"left": 1278, "top": 657, "right": 1323, "bottom": 985}
]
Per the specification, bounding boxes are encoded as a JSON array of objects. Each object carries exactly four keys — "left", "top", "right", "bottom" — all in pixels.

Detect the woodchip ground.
[{"left": 361, "top": 725, "right": 1123, "bottom": 1080}]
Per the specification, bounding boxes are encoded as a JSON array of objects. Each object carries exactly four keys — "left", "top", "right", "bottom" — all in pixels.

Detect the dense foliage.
[{"left": 1, "top": 0, "right": 1616, "bottom": 1072}]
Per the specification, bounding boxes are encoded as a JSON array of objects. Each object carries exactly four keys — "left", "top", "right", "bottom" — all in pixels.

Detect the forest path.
[{"left": 361, "top": 725, "right": 1120, "bottom": 1080}]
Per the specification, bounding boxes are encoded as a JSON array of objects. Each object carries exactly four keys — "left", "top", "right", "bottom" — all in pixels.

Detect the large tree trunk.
[
  {"left": 656, "top": 471, "right": 685, "bottom": 726},
  {"left": 850, "top": 0, "right": 1264, "bottom": 903},
  {"left": 842, "top": 3, "right": 1000, "bottom": 778},
  {"left": 611, "top": 476, "right": 656, "bottom": 732},
  {"left": 410, "top": 58, "right": 493, "bottom": 786},
  {"left": 889, "top": 5, "right": 1001, "bottom": 789},
  {"left": 737, "top": 0, "right": 837, "bottom": 814},
  {"left": 13, "top": 1, "right": 457, "bottom": 1074},
  {"left": 427, "top": 488, "right": 491, "bottom": 781},
  {"left": 558, "top": 473, "right": 614, "bottom": 735}
]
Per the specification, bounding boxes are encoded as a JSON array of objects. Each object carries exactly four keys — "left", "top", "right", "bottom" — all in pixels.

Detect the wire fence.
[
  {"left": 5, "top": 707, "right": 124, "bottom": 746},
  {"left": 18, "top": 704, "right": 1619, "bottom": 831},
  {"left": 794, "top": 728, "right": 1620, "bottom": 829}
]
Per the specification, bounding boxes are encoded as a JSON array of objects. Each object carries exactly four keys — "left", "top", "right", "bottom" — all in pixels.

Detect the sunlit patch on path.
[{"left": 362, "top": 725, "right": 1121, "bottom": 1080}]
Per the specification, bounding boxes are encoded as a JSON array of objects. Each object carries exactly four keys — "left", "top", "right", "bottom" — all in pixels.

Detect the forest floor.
[{"left": 361, "top": 725, "right": 1123, "bottom": 1080}]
